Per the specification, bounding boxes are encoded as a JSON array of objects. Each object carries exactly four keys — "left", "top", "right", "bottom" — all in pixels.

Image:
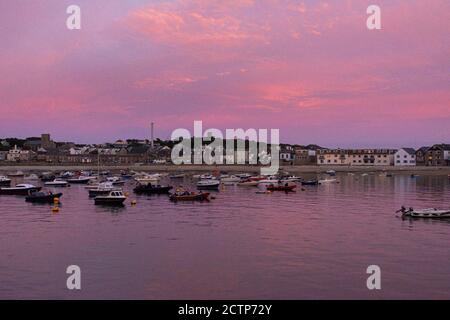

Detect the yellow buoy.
[
  {"left": 51, "top": 206, "right": 59, "bottom": 213},
  {"left": 131, "top": 200, "right": 137, "bottom": 206},
  {"left": 124, "top": 192, "right": 129, "bottom": 197},
  {"left": 53, "top": 198, "right": 60, "bottom": 205}
]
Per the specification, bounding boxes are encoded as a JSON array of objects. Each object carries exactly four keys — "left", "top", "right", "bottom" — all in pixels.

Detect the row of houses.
[
  {"left": 1, "top": 134, "right": 449, "bottom": 167},
  {"left": 321, "top": 145, "right": 450, "bottom": 166}
]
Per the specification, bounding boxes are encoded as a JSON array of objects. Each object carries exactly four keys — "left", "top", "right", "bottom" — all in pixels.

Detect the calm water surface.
[{"left": 1, "top": 173, "right": 450, "bottom": 299}]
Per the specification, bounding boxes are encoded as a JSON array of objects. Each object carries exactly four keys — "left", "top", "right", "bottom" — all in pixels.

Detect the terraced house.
[{"left": 317, "top": 149, "right": 396, "bottom": 166}]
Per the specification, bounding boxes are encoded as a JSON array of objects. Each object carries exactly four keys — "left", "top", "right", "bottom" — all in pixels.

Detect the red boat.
[
  {"left": 169, "top": 192, "right": 210, "bottom": 202},
  {"left": 266, "top": 184, "right": 296, "bottom": 192}
]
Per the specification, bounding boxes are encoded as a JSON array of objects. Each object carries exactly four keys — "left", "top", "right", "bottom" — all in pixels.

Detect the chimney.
[{"left": 150, "top": 122, "right": 154, "bottom": 148}]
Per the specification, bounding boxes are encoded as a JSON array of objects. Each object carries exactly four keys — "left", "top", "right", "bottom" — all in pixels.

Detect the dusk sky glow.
[{"left": 1, "top": 0, "right": 449, "bottom": 148}]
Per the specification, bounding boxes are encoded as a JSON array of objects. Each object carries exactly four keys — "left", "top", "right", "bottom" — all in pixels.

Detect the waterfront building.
[
  {"left": 6, "top": 145, "right": 34, "bottom": 162},
  {"left": 424, "top": 144, "right": 450, "bottom": 166},
  {"left": 394, "top": 148, "right": 416, "bottom": 166},
  {"left": 415, "top": 146, "right": 429, "bottom": 166},
  {"left": 317, "top": 149, "right": 396, "bottom": 166}
]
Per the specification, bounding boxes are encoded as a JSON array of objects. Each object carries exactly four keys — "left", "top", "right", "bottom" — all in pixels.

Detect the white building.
[
  {"left": 6, "top": 145, "right": 32, "bottom": 162},
  {"left": 394, "top": 148, "right": 416, "bottom": 166}
]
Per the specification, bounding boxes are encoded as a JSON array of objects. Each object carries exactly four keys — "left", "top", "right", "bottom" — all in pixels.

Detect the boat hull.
[
  {"left": 0, "top": 187, "right": 42, "bottom": 196},
  {"left": 169, "top": 193, "right": 210, "bottom": 201},
  {"left": 94, "top": 198, "right": 126, "bottom": 206},
  {"left": 133, "top": 185, "right": 173, "bottom": 194},
  {"left": 26, "top": 193, "right": 62, "bottom": 203},
  {"left": 266, "top": 185, "right": 297, "bottom": 192}
]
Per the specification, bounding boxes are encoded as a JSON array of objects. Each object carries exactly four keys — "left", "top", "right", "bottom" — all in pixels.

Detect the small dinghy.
[
  {"left": 0, "top": 184, "right": 42, "bottom": 196},
  {"left": 301, "top": 179, "right": 319, "bottom": 186},
  {"left": 221, "top": 175, "right": 241, "bottom": 184},
  {"left": 44, "top": 179, "right": 69, "bottom": 187},
  {"left": 169, "top": 191, "right": 210, "bottom": 202},
  {"left": 396, "top": 206, "right": 450, "bottom": 219},
  {"left": 0, "top": 176, "right": 12, "bottom": 187},
  {"left": 326, "top": 170, "right": 336, "bottom": 176},
  {"left": 26, "top": 192, "right": 62, "bottom": 204},
  {"left": 197, "top": 179, "right": 220, "bottom": 190},
  {"left": 133, "top": 183, "right": 173, "bottom": 194},
  {"left": 94, "top": 190, "right": 127, "bottom": 206}
]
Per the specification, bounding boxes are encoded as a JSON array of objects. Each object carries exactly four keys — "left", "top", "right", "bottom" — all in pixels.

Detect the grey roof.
[
  {"left": 417, "top": 146, "right": 429, "bottom": 153},
  {"left": 401, "top": 148, "right": 416, "bottom": 155}
]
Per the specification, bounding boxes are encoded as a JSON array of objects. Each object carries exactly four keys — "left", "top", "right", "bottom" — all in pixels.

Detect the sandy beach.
[{"left": 1, "top": 164, "right": 450, "bottom": 175}]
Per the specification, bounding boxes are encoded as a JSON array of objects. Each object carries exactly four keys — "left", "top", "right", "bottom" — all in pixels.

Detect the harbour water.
[{"left": 1, "top": 173, "right": 450, "bottom": 299}]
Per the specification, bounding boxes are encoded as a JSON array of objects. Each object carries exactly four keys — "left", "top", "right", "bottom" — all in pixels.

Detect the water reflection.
[{"left": 0, "top": 173, "right": 449, "bottom": 299}]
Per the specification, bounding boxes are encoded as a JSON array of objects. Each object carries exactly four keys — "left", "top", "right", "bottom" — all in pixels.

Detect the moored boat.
[
  {"left": 67, "top": 176, "right": 93, "bottom": 184},
  {"left": 237, "top": 179, "right": 259, "bottom": 187},
  {"left": 0, "top": 184, "right": 42, "bottom": 196},
  {"left": 301, "top": 179, "right": 319, "bottom": 186},
  {"left": 133, "top": 183, "right": 173, "bottom": 194},
  {"left": 94, "top": 190, "right": 127, "bottom": 206},
  {"left": 44, "top": 179, "right": 69, "bottom": 187},
  {"left": 397, "top": 206, "right": 450, "bottom": 219},
  {"left": 266, "top": 184, "right": 297, "bottom": 192},
  {"left": 88, "top": 182, "right": 121, "bottom": 197},
  {"left": 26, "top": 192, "right": 62, "bottom": 203},
  {"left": 197, "top": 179, "right": 220, "bottom": 190},
  {"left": 135, "top": 174, "right": 161, "bottom": 184},
  {"left": 169, "top": 191, "right": 210, "bottom": 202},
  {"left": 0, "top": 176, "right": 12, "bottom": 187},
  {"left": 106, "top": 176, "right": 126, "bottom": 186},
  {"left": 221, "top": 175, "right": 241, "bottom": 184}
]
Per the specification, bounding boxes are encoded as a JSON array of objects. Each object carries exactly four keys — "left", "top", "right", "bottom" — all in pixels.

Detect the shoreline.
[{"left": 1, "top": 164, "right": 450, "bottom": 175}]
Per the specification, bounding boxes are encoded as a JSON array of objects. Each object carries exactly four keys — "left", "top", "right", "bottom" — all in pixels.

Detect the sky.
[{"left": 0, "top": 0, "right": 449, "bottom": 148}]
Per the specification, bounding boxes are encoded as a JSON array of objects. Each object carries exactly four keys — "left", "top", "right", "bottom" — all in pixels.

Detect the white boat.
[
  {"left": 397, "top": 207, "right": 450, "bottom": 219},
  {"left": 60, "top": 171, "right": 75, "bottom": 178},
  {"left": 106, "top": 176, "right": 126, "bottom": 185},
  {"left": 238, "top": 179, "right": 259, "bottom": 187},
  {"left": 326, "top": 170, "right": 336, "bottom": 176},
  {"left": 221, "top": 175, "right": 241, "bottom": 184},
  {"left": 284, "top": 175, "right": 302, "bottom": 182},
  {"left": 318, "top": 178, "right": 337, "bottom": 184},
  {"left": 0, "top": 184, "right": 42, "bottom": 195},
  {"left": 197, "top": 179, "right": 220, "bottom": 190},
  {"left": 135, "top": 174, "right": 161, "bottom": 183},
  {"left": 44, "top": 179, "right": 69, "bottom": 187},
  {"left": 67, "top": 176, "right": 94, "bottom": 184},
  {"left": 88, "top": 182, "right": 121, "bottom": 197},
  {"left": 258, "top": 176, "right": 295, "bottom": 187},
  {"left": 199, "top": 174, "right": 214, "bottom": 180},
  {"left": 0, "top": 176, "right": 12, "bottom": 186},
  {"left": 94, "top": 190, "right": 127, "bottom": 206}
]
